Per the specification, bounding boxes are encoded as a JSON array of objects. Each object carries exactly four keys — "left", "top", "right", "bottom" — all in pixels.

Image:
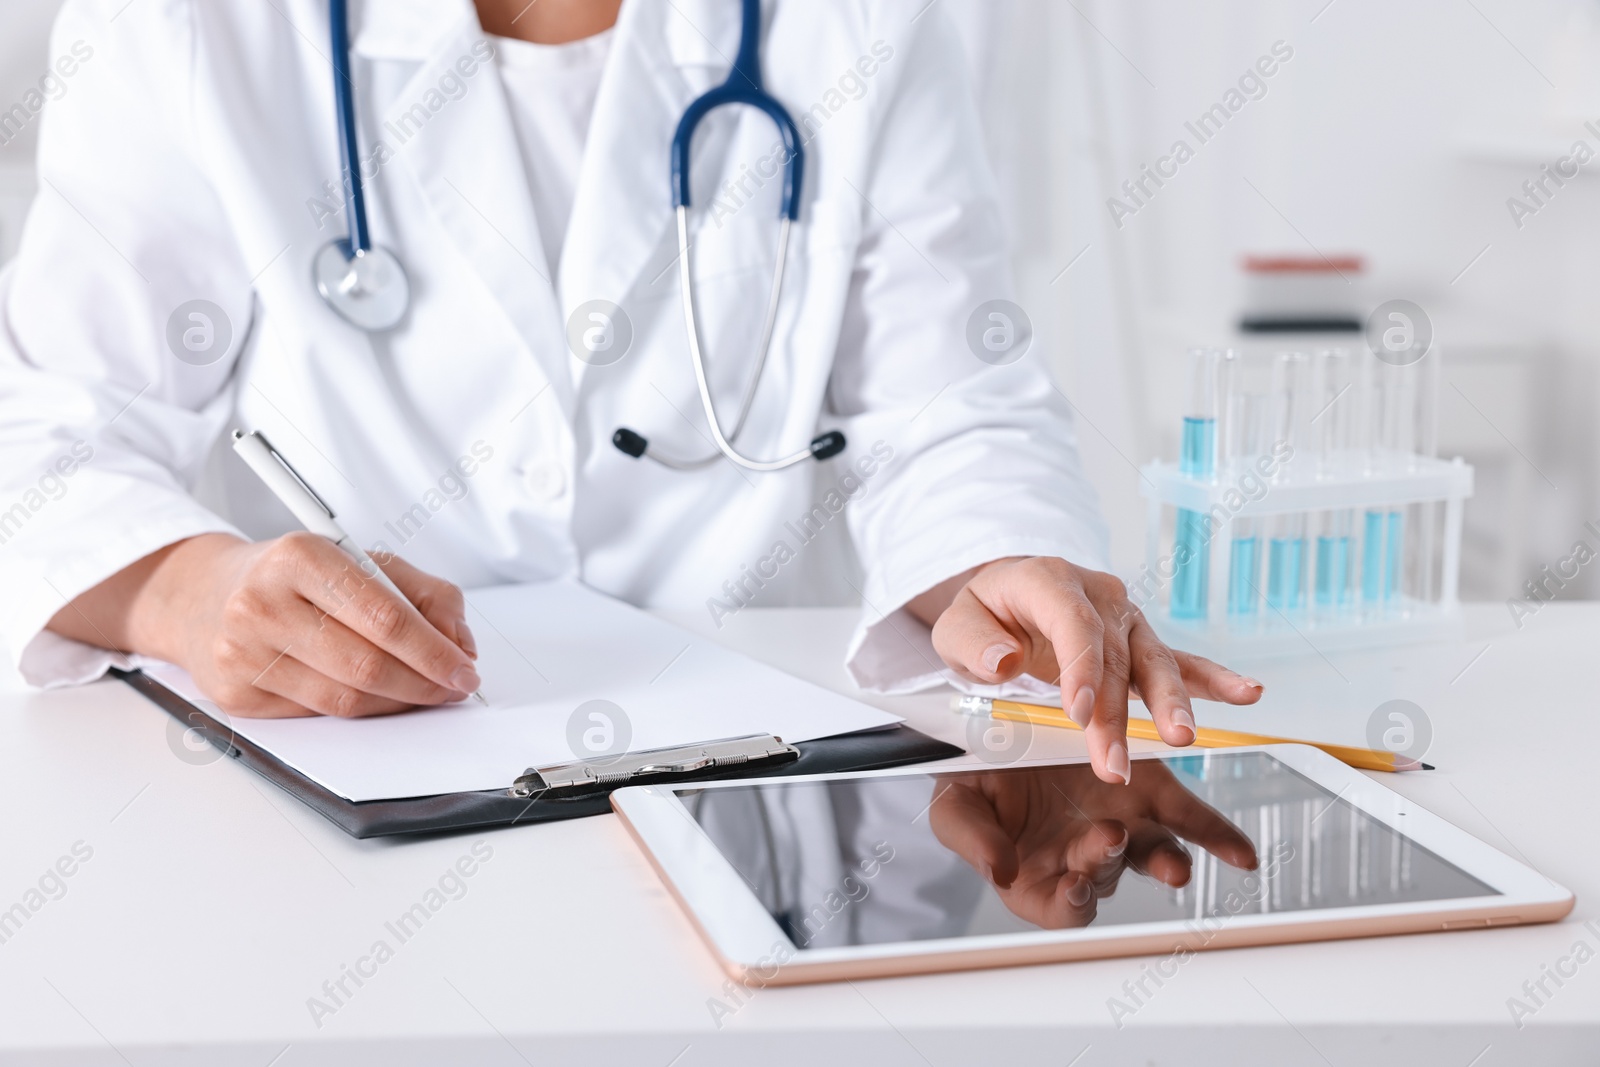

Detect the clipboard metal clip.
[{"left": 510, "top": 733, "right": 799, "bottom": 798}]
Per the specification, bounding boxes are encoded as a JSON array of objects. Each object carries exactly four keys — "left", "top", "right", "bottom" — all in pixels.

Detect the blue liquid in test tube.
[
  {"left": 1315, "top": 534, "right": 1352, "bottom": 607},
  {"left": 1267, "top": 535, "right": 1305, "bottom": 611},
  {"left": 1228, "top": 534, "right": 1259, "bottom": 616},
  {"left": 1362, "top": 511, "right": 1384, "bottom": 600},
  {"left": 1171, "top": 415, "right": 1216, "bottom": 620},
  {"left": 1362, "top": 509, "right": 1404, "bottom": 601}
]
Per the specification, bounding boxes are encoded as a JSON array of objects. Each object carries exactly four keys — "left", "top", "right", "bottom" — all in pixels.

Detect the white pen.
[{"left": 230, "top": 429, "right": 486, "bottom": 705}]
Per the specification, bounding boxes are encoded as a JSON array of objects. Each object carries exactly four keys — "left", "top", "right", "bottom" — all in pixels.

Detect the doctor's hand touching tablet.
[
  {"left": 908, "top": 557, "right": 1265, "bottom": 785},
  {"left": 49, "top": 533, "right": 480, "bottom": 719}
]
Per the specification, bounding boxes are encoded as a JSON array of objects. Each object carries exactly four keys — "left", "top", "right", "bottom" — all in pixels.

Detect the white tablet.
[{"left": 611, "top": 745, "right": 1573, "bottom": 984}]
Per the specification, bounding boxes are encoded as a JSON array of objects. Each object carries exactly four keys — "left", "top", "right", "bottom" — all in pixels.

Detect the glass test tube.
[
  {"left": 1390, "top": 362, "right": 1418, "bottom": 599},
  {"left": 1313, "top": 350, "right": 1355, "bottom": 611},
  {"left": 1226, "top": 388, "right": 1268, "bottom": 617},
  {"left": 1362, "top": 360, "right": 1415, "bottom": 604},
  {"left": 1358, "top": 352, "right": 1384, "bottom": 603},
  {"left": 1415, "top": 348, "right": 1442, "bottom": 605},
  {"left": 1171, "top": 348, "right": 1219, "bottom": 620},
  {"left": 1266, "top": 352, "right": 1308, "bottom": 613}
]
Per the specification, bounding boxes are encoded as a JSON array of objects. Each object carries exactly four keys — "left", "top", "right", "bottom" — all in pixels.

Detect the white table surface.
[{"left": 0, "top": 603, "right": 1595, "bottom": 1066}]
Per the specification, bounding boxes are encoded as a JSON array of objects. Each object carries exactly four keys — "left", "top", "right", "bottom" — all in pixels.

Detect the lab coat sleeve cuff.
[
  {"left": 3, "top": 510, "right": 242, "bottom": 690},
  {"left": 843, "top": 535, "right": 1110, "bottom": 697}
]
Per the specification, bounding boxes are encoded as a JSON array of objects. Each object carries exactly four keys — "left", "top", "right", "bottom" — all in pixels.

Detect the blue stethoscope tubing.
[
  {"left": 328, "top": 0, "right": 370, "bottom": 255},
  {"left": 320, "top": 0, "right": 844, "bottom": 469},
  {"left": 314, "top": 0, "right": 411, "bottom": 332}
]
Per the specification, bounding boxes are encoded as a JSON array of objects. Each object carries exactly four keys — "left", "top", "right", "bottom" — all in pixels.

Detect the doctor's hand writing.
[
  {"left": 907, "top": 557, "right": 1264, "bottom": 785},
  {"left": 48, "top": 532, "right": 480, "bottom": 718}
]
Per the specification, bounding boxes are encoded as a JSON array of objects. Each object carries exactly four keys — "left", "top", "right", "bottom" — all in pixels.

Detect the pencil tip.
[
  {"left": 472, "top": 691, "right": 488, "bottom": 706},
  {"left": 1421, "top": 762, "right": 1435, "bottom": 771}
]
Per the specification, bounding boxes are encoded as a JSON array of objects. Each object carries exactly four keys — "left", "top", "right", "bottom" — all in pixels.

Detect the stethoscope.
[
  {"left": 316, "top": 0, "right": 846, "bottom": 473},
  {"left": 314, "top": 0, "right": 411, "bottom": 333}
]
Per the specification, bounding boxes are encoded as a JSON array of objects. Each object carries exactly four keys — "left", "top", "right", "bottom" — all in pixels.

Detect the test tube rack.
[{"left": 1138, "top": 453, "right": 1475, "bottom": 659}]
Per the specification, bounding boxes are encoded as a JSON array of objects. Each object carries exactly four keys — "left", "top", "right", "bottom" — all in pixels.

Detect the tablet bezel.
[{"left": 610, "top": 744, "right": 1575, "bottom": 985}]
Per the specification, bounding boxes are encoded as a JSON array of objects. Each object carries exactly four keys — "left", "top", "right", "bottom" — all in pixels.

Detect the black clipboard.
[{"left": 115, "top": 668, "right": 962, "bottom": 839}]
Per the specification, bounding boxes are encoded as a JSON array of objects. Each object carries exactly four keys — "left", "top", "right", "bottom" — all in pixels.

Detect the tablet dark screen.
[{"left": 679, "top": 751, "right": 1494, "bottom": 948}]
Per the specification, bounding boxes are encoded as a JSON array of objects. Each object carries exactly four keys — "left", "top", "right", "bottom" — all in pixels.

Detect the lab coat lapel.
[
  {"left": 562, "top": 0, "right": 738, "bottom": 393},
  {"left": 357, "top": 0, "right": 573, "bottom": 411}
]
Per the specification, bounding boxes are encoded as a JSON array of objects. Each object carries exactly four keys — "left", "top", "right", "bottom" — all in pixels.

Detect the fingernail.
[
  {"left": 1066, "top": 875, "right": 1093, "bottom": 907},
  {"left": 1069, "top": 686, "right": 1095, "bottom": 727},
  {"left": 981, "top": 643, "right": 1016, "bottom": 674},
  {"left": 454, "top": 620, "right": 478, "bottom": 659},
  {"left": 450, "top": 665, "right": 482, "bottom": 693},
  {"left": 1171, "top": 705, "right": 1196, "bottom": 739},
  {"left": 1236, "top": 673, "right": 1264, "bottom": 691},
  {"left": 1107, "top": 741, "right": 1131, "bottom": 784},
  {"left": 1105, "top": 827, "right": 1129, "bottom": 858}
]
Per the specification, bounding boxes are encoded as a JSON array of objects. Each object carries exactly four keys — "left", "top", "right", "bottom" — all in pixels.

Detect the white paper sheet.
[{"left": 142, "top": 581, "right": 901, "bottom": 802}]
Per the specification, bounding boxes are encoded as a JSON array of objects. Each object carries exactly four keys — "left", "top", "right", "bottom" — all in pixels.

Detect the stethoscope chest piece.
[{"left": 313, "top": 242, "right": 410, "bottom": 332}]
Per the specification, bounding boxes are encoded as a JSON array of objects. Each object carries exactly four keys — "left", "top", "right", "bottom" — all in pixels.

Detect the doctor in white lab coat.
[{"left": 0, "top": 0, "right": 1261, "bottom": 783}]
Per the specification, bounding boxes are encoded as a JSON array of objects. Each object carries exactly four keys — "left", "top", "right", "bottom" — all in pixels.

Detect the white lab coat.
[{"left": 0, "top": 0, "right": 1108, "bottom": 690}]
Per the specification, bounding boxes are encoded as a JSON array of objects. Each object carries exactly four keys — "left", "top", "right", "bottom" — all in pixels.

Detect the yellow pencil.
[{"left": 953, "top": 695, "right": 1432, "bottom": 774}]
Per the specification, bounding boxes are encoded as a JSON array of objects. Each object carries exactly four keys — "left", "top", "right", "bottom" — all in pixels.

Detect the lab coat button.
[{"left": 523, "top": 462, "right": 567, "bottom": 500}]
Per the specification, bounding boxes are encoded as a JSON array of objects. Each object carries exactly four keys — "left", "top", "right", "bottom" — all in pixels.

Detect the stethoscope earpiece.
[
  {"left": 612, "top": 428, "right": 650, "bottom": 459},
  {"left": 808, "top": 432, "right": 847, "bottom": 461},
  {"left": 612, "top": 427, "right": 849, "bottom": 468}
]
